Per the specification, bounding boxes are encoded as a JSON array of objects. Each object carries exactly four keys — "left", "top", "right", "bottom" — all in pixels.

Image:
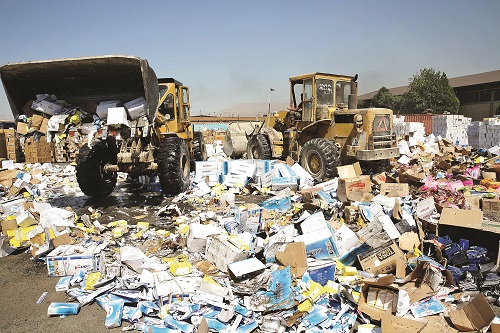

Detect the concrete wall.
[{"left": 460, "top": 102, "right": 496, "bottom": 121}]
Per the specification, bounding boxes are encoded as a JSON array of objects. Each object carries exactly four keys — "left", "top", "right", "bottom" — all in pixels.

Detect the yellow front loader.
[{"left": 230, "top": 72, "right": 399, "bottom": 181}]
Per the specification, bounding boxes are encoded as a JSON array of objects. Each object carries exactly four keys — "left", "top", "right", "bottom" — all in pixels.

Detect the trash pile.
[
  {"left": 13, "top": 93, "right": 86, "bottom": 163},
  {"left": 12, "top": 93, "right": 149, "bottom": 163},
  {"left": 0, "top": 161, "right": 82, "bottom": 255},
  {"left": 0, "top": 133, "right": 500, "bottom": 332}
]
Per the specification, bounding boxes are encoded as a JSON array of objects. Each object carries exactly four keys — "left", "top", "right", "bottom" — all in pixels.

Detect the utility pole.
[{"left": 268, "top": 88, "right": 275, "bottom": 116}]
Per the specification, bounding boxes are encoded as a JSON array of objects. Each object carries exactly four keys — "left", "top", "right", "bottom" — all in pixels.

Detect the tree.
[
  {"left": 357, "top": 99, "right": 369, "bottom": 108},
  {"left": 401, "top": 68, "right": 459, "bottom": 114},
  {"left": 372, "top": 87, "right": 395, "bottom": 109}
]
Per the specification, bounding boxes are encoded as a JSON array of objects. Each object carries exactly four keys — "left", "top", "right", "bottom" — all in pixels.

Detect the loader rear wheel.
[
  {"left": 157, "top": 136, "right": 190, "bottom": 196},
  {"left": 300, "top": 138, "right": 340, "bottom": 181},
  {"left": 76, "top": 137, "right": 118, "bottom": 197},
  {"left": 246, "top": 134, "right": 272, "bottom": 160},
  {"left": 193, "top": 131, "right": 207, "bottom": 161}
]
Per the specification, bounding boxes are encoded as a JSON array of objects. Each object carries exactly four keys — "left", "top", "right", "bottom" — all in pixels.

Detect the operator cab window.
[
  {"left": 158, "top": 88, "right": 175, "bottom": 120},
  {"left": 316, "top": 79, "right": 334, "bottom": 106},
  {"left": 181, "top": 87, "right": 190, "bottom": 120},
  {"left": 335, "top": 81, "right": 351, "bottom": 108}
]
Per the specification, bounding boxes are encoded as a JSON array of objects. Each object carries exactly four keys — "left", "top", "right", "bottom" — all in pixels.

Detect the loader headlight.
[{"left": 355, "top": 114, "right": 363, "bottom": 132}]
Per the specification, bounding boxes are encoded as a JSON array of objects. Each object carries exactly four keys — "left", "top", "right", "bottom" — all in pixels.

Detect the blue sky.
[{"left": 0, "top": 1, "right": 499, "bottom": 119}]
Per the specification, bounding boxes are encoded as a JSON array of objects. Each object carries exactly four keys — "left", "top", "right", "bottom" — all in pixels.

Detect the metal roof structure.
[{"left": 359, "top": 69, "right": 500, "bottom": 100}]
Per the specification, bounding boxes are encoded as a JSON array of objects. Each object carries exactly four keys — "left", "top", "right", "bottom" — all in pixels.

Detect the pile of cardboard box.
[
  {"left": 393, "top": 116, "right": 426, "bottom": 138},
  {"left": 201, "top": 130, "right": 226, "bottom": 145},
  {"left": 53, "top": 131, "right": 87, "bottom": 163},
  {"left": 432, "top": 115, "right": 472, "bottom": 146},
  {"left": 467, "top": 118, "right": 500, "bottom": 150},
  {"left": 0, "top": 128, "right": 19, "bottom": 162},
  {"left": 23, "top": 136, "right": 54, "bottom": 163}
]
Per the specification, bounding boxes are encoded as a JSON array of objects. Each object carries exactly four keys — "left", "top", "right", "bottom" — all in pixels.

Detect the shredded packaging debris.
[{"left": 1, "top": 131, "right": 500, "bottom": 332}]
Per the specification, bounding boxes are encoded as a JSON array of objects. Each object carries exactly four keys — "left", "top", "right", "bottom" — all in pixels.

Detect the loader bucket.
[
  {"left": 0, "top": 55, "right": 158, "bottom": 121},
  {"left": 223, "top": 121, "right": 262, "bottom": 158}
]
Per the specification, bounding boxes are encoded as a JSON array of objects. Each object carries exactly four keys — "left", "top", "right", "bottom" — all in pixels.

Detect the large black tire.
[
  {"left": 193, "top": 131, "right": 207, "bottom": 161},
  {"left": 157, "top": 136, "right": 190, "bottom": 196},
  {"left": 76, "top": 137, "right": 118, "bottom": 197},
  {"left": 246, "top": 134, "right": 272, "bottom": 160},
  {"left": 300, "top": 138, "right": 340, "bottom": 181}
]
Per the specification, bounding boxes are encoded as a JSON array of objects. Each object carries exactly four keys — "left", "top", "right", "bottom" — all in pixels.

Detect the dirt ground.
[
  {"left": 0, "top": 249, "right": 122, "bottom": 333},
  {"left": 0, "top": 181, "right": 179, "bottom": 333},
  {"left": 0, "top": 180, "right": 267, "bottom": 332}
]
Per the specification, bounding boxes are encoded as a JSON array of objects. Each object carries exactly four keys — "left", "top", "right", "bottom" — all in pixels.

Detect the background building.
[{"left": 359, "top": 70, "right": 500, "bottom": 121}]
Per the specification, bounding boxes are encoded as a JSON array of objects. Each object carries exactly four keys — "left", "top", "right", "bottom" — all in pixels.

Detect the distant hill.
[{"left": 219, "top": 102, "right": 289, "bottom": 117}]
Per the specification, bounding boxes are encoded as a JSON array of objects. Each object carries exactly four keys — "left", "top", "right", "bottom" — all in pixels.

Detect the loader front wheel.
[
  {"left": 246, "top": 134, "right": 272, "bottom": 160},
  {"left": 157, "top": 136, "right": 190, "bottom": 196},
  {"left": 193, "top": 131, "right": 207, "bottom": 161},
  {"left": 76, "top": 137, "right": 118, "bottom": 197},
  {"left": 300, "top": 138, "right": 340, "bottom": 181}
]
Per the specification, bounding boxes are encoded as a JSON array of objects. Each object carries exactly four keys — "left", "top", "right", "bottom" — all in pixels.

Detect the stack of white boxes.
[
  {"left": 393, "top": 116, "right": 426, "bottom": 138},
  {"left": 432, "top": 115, "right": 471, "bottom": 146},
  {"left": 467, "top": 118, "right": 500, "bottom": 149},
  {"left": 393, "top": 117, "right": 405, "bottom": 138}
]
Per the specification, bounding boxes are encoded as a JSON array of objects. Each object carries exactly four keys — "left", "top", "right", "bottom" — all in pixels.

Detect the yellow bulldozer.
[
  {"left": 0, "top": 55, "right": 206, "bottom": 196},
  {"left": 224, "top": 72, "right": 399, "bottom": 181}
]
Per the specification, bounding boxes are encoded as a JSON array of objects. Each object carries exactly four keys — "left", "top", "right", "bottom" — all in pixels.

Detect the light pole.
[{"left": 268, "top": 88, "right": 275, "bottom": 116}]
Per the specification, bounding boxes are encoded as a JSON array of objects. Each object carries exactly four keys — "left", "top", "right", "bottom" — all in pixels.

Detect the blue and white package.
[
  {"left": 70, "top": 269, "right": 85, "bottom": 286},
  {"left": 260, "top": 195, "right": 292, "bottom": 211},
  {"left": 47, "top": 302, "right": 80, "bottom": 316},
  {"left": 55, "top": 276, "right": 71, "bottom": 291},
  {"left": 138, "top": 301, "right": 160, "bottom": 315},
  {"left": 205, "top": 317, "right": 228, "bottom": 331},
  {"left": 164, "top": 314, "right": 194, "bottom": 333},
  {"left": 235, "top": 320, "right": 259, "bottom": 333},
  {"left": 410, "top": 297, "right": 445, "bottom": 318},
  {"left": 95, "top": 293, "right": 122, "bottom": 310},
  {"left": 105, "top": 298, "right": 125, "bottom": 328},
  {"left": 234, "top": 303, "right": 251, "bottom": 317},
  {"left": 122, "top": 306, "right": 142, "bottom": 322}
]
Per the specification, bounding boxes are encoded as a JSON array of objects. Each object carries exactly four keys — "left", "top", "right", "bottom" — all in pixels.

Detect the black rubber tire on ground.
[
  {"left": 76, "top": 137, "right": 118, "bottom": 197},
  {"left": 246, "top": 134, "right": 272, "bottom": 160},
  {"left": 300, "top": 138, "right": 340, "bottom": 181},
  {"left": 193, "top": 131, "right": 207, "bottom": 161},
  {"left": 157, "top": 136, "right": 190, "bottom": 196}
]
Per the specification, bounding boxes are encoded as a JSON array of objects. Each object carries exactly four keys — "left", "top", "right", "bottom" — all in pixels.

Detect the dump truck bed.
[{"left": 0, "top": 55, "right": 159, "bottom": 120}]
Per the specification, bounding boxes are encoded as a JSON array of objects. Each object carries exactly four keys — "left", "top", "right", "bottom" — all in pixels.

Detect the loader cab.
[
  {"left": 289, "top": 73, "right": 356, "bottom": 122},
  {"left": 157, "top": 78, "right": 191, "bottom": 134}
]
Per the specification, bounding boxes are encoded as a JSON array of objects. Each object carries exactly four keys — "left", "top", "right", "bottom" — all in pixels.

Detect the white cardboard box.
[
  {"left": 229, "top": 161, "right": 257, "bottom": 178},
  {"left": 107, "top": 107, "right": 130, "bottom": 127},
  {"left": 46, "top": 243, "right": 106, "bottom": 276},
  {"left": 124, "top": 97, "right": 147, "bottom": 120},
  {"left": 205, "top": 234, "right": 249, "bottom": 273},
  {"left": 227, "top": 257, "right": 266, "bottom": 280},
  {"left": 195, "top": 161, "right": 220, "bottom": 176},
  {"left": 187, "top": 223, "right": 223, "bottom": 253},
  {"left": 31, "top": 100, "right": 62, "bottom": 115},
  {"left": 96, "top": 100, "right": 120, "bottom": 119},
  {"left": 222, "top": 174, "right": 248, "bottom": 188}
]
